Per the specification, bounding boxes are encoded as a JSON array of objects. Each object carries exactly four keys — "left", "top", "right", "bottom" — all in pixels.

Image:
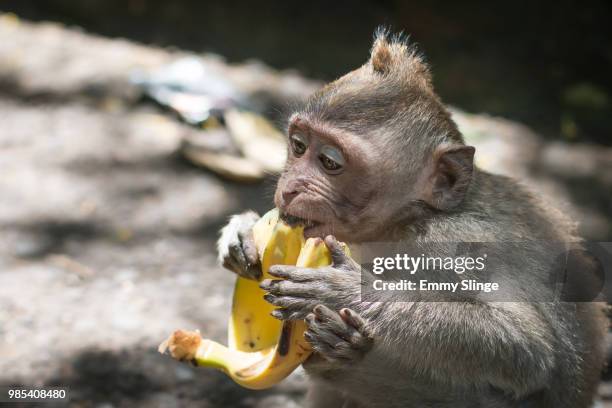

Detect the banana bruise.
[{"left": 159, "top": 208, "right": 348, "bottom": 390}]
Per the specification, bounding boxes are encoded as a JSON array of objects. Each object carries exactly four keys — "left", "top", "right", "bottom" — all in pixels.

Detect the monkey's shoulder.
[{"left": 454, "top": 169, "right": 578, "bottom": 242}]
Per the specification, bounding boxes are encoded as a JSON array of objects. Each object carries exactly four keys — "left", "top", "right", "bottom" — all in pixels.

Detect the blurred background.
[{"left": 0, "top": 1, "right": 610, "bottom": 407}]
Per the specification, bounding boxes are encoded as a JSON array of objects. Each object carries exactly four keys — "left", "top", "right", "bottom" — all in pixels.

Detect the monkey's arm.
[
  {"left": 261, "top": 236, "right": 558, "bottom": 398},
  {"left": 308, "top": 300, "right": 558, "bottom": 402},
  {"left": 217, "top": 211, "right": 261, "bottom": 280}
]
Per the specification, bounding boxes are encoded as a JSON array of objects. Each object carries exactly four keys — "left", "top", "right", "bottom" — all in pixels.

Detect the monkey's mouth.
[{"left": 279, "top": 211, "right": 322, "bottom": 234}]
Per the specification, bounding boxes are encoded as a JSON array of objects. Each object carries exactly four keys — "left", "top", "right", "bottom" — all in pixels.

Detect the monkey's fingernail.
[
  {"left": 268, "top": 267, "right": 283, "bottom": 277},
  {"left": 271, "top": 310, "right": 283, "bottom": 319},
  {"left": 259, "top": 280, "right": 272, "bottom": 289},
  {"left": 263, "top": 294, "right": 274, "bottom": 302}
]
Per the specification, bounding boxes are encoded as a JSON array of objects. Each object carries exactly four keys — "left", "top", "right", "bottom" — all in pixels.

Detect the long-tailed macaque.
[{"left": 217, "top": 30, "right": 607, "bottom": 407}]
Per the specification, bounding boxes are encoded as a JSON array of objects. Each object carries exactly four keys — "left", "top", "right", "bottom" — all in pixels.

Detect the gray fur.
[
  {"left": 216, "top": 30, "right": 607, "bottom": 408},
  {"left": 294, "top": 171, "right": 606, "bottom": 408}
]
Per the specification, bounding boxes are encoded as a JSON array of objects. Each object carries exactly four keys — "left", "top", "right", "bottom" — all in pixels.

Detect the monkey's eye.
[
  {"left": 289, "top": 133, "right": 308, "bottom": 156},
  {"left": 319, "top": 145, "right": 345, "bottom": 174}
]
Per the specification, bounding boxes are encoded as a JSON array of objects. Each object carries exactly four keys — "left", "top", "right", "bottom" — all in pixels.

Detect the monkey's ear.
[{"left": 423, "top": 145, "right": 475, "bottom": 211}]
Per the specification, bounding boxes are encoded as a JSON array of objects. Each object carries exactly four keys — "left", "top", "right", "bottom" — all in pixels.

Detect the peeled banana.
[{"left": 159, "top": 208, "right": 345, "bottom": 389}]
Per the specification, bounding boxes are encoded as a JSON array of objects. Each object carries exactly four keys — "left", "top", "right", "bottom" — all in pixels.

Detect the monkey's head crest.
[{"left": 369, "top": 28, "right": 432, "bottom": 88}]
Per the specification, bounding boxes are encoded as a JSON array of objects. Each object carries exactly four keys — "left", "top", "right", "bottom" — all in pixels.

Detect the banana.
[{"left": 159, "top": 208, "right": 347, "bottom": 389}]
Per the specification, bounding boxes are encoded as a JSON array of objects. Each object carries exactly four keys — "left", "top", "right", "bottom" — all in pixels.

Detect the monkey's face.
[
  {"left": 274, "top": 115, "right": 390, "bottom": 243},
  {"left": 273, "top": 32, "right": 477, "bottom": 243}
]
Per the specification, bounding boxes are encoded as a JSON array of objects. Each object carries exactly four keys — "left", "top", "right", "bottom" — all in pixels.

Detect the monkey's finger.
[
  {"left": 310, "top": 306, "right": 373, "bottom": 350},
  {"left": 263, "top": 294, "right": 309, "bottom": 309},
  {"left": 313, "top": 305, "right": 349, "bottom": 331},
  {"left": 324, "top": 235, "right": 350, "bottom": 266},
  {"left": 225, "top": 246, "right": 260, "bottom": 280},
  {"left": 304, "top": 330, "right": 340, "bottom": 358},
  {"left": 308, "top": 320, "right": 371, "bottom": 354},
  {"left": 340, "top": 309, "right": 373, "bottom": 348},
  {"left": 307, "top": 307, "right": 347, "bottom": 339},
  {"left": 309, "top": 306, "right": 358, "bottom": 345},
  {"left": 222, "top": 254, "right": 253, "bottom": 279},
  {"left": 271, "top": 305, "right": 314, "bottom": 320},
  {"left": 268, "top": 265, "right": 322, "bottom": 281},
  {"left": 303, "top": 332, "right": 338, "bottom": 361},
  {"left": 260, "top": 279, "right": 318, "bottom": 297},
  {"left": 227, "top": 240, "right": 262, "bottom": 280},
  {"left": 239, "top": 229, "right": 260, "bottom": 268},
  {"left": 228, "top": 240, "right": 248, "bottom": 269},
  {"left": 304, "top": 329, "right": 361, "bottom": 363},
  {"left": 340, "top": 308, "right": 367, "bottom": 331}
]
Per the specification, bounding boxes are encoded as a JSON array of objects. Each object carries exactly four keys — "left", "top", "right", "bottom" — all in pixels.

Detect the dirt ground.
[
  {"left": 0, "top": 13, "right": 611, "bottom": 408},
  {"left": 0, "top": 14, "right": 311, "bottom": 408}
]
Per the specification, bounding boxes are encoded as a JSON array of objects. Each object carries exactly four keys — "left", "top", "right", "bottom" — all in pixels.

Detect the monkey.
[{"left": 217, "top": 29, "right": 607, "bottom": 407}]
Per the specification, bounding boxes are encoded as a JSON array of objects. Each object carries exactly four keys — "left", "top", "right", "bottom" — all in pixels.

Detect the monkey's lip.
[
  {"left": 279, "top": 211, "right": 321, "bottom": 230},
  {"left": 302, "top": 223, "right": 330, "bottom": 239},
  {"left": 279, "top": 211, "right": 331, "bottom": 239}
]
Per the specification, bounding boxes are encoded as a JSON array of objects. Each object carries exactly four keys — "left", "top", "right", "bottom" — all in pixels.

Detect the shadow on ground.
[{"left": 1, "top": 346, "right": 303, "bottom": 408}]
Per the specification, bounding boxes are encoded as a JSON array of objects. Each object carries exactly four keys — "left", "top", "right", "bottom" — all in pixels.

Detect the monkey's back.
[{"left": 458, "top": 169, "right": 607, "bottom": 407}]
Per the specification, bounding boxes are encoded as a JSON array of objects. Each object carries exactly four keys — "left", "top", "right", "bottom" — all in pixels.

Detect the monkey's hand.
[
  {"left": 260, "top": 235, "right": 362, "bottom": 320},
  {"left": 304, "top": 305, "right": 373, "bottom": 367},
  {"left": 217, "top": 211, "right": 261, "bottom": 280},
  {"left": 261, "top": 236, "right": 374, "bottom": 370}
]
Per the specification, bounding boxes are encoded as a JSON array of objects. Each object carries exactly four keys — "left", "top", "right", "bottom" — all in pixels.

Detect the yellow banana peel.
[{"left": 159, "top": 208, "right": 347, "bottom": 389}]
